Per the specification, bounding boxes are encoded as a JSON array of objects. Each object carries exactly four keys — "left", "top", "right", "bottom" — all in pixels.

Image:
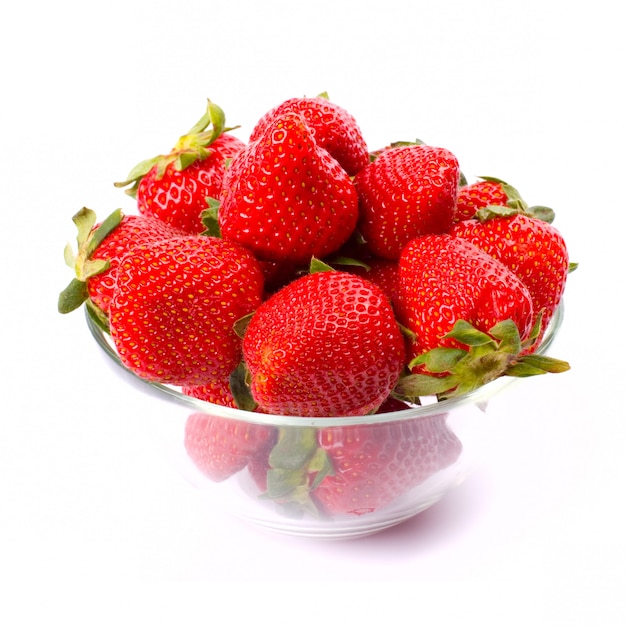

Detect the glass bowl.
[{"left": 86, "top": 304, "right": 564, "bottom": 540}]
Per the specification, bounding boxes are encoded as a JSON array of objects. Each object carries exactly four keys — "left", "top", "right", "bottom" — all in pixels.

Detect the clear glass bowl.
[{"left": 86, "top": 304, "right": 564, "bottom": 540}]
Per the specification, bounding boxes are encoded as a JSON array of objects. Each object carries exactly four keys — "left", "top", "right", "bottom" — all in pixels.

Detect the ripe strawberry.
[
  {"left": 218, "top": 112, "right": 359, "bottom": 265},
  {"left": 184, "top": 412, "right": 277, "bottom": 483},
  {"left": 115, "top": 100, "right": 244, "bottom": 234},
  {"left": 451, "top": 211, "right": 570, "bottom": 341},
  {"left": 241, "top": 270, "right": 406, "bottom": 417},
  {"left": 354, "top": 144, "right": 460, "bottom": 259},
  {"left": 456, "top": 176, "right": 556, "bottom": 223},
  {"left": 109, "top": 235, "right": 264, "bottom": 387},
  {"left": 396, "top": 234, "right": 534, "bottom": 356},
  {"left": 58, "top": 207, "right": 182, "bottom": 323},
  {"left": 456, "top": 178, "right": 511, "bottom": 221},
  {"left": 312, "top": 415, "right": 463, "bottom": 515},
  {"left": 249, "top": 94, "right": 369, "bottom": 176},
  {"left": 347, "top": 257, "right": 401, "bottom": 312},
  {"left": 183, "top": 374, "right": 239, "bottom": 409}
]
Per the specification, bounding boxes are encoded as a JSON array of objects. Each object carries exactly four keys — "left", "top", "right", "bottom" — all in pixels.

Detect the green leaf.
[
  {"left": 444, "top": 320, "right": 495, "bottom": 347},
  {"left": 175, "top": 151, "right": 199, "bottom": 171},
  {"left": 409, "top": 347, "right": 467, "bottom": 373},
  {"left": 307, "top": 447, "right": 334, "bottom": 489},
  {"left": 79, "top": 259, "right": 109, "bottom": 282},
  {"left": 113, "top": 155, "right": 161, "bottom": 194},
  {"left": 475, "top": 204, "right": 519, "bottom": 221},
  {"left": 325, "top": 256, "right": 371, "bottom": 270},
  {"left": 394, "top": 373, "right": 459, "bottom": 399},
  {"left": 505, "top": 362, "right": 552, "bottom": 377},
  {"left": 229, "top": 362, "right": 258, "bottom": 412},
  {"left": 63, "top": 243, "right": 76, "bottom": 269},
  {"left": 309, "top": 257, "right": 335, "bottom": 274},
  {"left": 488, "top": 319, "right": 521, "bottom": 354},
  {"left": 71, "top": 207, "right": 97, "bottom": 244},
  {"left": 58, "top": 278, "right": 88, "bottom": 314},
  {"left": 269, "top": 427, "right": 319, "bottom": 471},
  {"left": 233, "top": 312, "right": 254, "bottom": 339},
  {"left": 265, "top": 468, "right": 308, "bottom": 500},
  {"left": 85, "top": 299, "right": 110, "bottom": 333},
  {"left": 398, "top": 323, "right": 416, "bottom": 341},
  {"left": 201, "top": 198, "right": 222, "bottom": 237},
  {"left": 516, "top": 354, "right": 571, "bottom": 374},
  {"left": 521, "top": 310, "right": 544, "bottom": 352},
  {"left": 526, "top": 205, "right": 555, "bottom": 223},
  {"left": 262, "top": 425, "right": 331, "bottom": 514},
  {"left": 88, "top": 208, "right": 122, "bottom": 255}
]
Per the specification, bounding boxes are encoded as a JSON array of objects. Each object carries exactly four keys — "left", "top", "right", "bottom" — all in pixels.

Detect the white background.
[{"left": 1, "top": 0, "right": 624, "bottom": 622}]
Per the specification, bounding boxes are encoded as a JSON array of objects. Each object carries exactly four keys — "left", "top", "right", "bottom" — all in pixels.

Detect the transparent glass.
[{"left": 87, "top": 304, "right": 564, "bottom": 539}]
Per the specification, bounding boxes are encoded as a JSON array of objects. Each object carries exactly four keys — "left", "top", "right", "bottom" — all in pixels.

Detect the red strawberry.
[
  {"left": 354, "top": 144, "right": 460, "bottom": 259},
  {"left": 241, "top": 270, "right": 406, "bottom": 417},
  {"left": 249, "top": 94, "right": 369, "bottom": 176},
  {"left": 456, "top": 178, "right": 511, "bottom": 221},
  {"left": 451, "top": 211, "right": 570, "bottom": 341},
  {"left": 312, "top": 415, "right": 463, "bottom": 516},
  {"left": 347, "top": 257, "right": 400, "bottom": 312},
  {"left": 58, "top": 207, "right": 182, "bottom": 322},
  {"left": 184, "top": 412, "right": 276, "bottom": 483},
  {"left": 183, "top": 374, "right": 239, "bottom": 409},
  {"left": 394, "top": 234, "right": 569, "bottom": 400},
  {"left": 218, "top": 112, "right": 359, "bottom": 265},
  {"left": 456, "top": 176, "right": 556, "bottom": 223},
  {"left": 115, "top": 100, "right": 244, "bottom": 234},
  {"left": 109, "top": 235, "right": 264, "bottom": 387},
  {"left": 396, "top": 234, "right": 534, "bottom": 356}
]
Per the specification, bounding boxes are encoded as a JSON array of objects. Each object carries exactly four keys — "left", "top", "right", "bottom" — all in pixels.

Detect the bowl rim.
[{"left": 86, "top": 302, "right": 564, "bottom": 427}]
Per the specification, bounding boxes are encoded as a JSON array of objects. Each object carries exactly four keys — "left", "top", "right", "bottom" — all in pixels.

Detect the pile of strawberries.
[{"left": 59, "top": 94, "right": 573, "bottom": 518}]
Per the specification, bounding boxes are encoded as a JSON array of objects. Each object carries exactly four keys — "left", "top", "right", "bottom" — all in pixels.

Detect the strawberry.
[
  {"left": 184, "top": 412, "right": 277, "bottom": 483},
  {"left": 58, "top": 207, "right": 182, "bottom": 324},
  {"left": 109, "top": 235, "right": 264, "bottom": 387},
  {"left": 456, "top": 176, "right": 556, "bottom": 223},
  {"left": 393, "top": 234, "right": 570, "bottom": 400},
  {"left": 354, "top": 144, "right": 460, "bottom": 259},
  {"left": 312, "top": 414, "right": 463, "bottom": 515},
  {"left": 456, "top": 178, "right": 511, "bottom": 221},
  {"left": 115, "top": 100, "right": 244, "bottom": 234},
  {"left": 260, "top": 414, "right": 463, "bottom": 517},
  {"left": 183, "top": 374, "right": 239, "bottom": 409},
  {"left": 249, "top": 93, "right": 369, "bottom": 176},
  {"left": 217, "top": 112, "right": 359, "bottom": 265},
  {"left": 396, "top": 234, "right": 535, "bottom": 357},
  {"left": 240, "top": 269, "right": 406, "bottom": 417},
  {"left": 451, "top": 211, "right": 570, "bottom": 342},
  {"left": 347, "top": 257, "right": 401, "bottom": 312}
]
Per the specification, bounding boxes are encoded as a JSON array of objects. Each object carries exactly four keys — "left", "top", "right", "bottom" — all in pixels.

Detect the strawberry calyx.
[
  {"left": 114, "top": 99, "right": 239, "bottom": 198},
  {"left": 58, "top": 207, "right": 122, "bottom": 316},
  {"left": 394, "top": 314, "right": 570, "bottom": 401},
  {"left": 475, "top": 175, "right": 555, "bottom": 223},
  {"left": 262, "top": 426, "right": 333, "bottom": 518},
  {"left": 229, "top": 361, "right": 259, "bottom": 412},
  {"left": 201, "top": 197, "right": 222, "bottom": 237}
]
